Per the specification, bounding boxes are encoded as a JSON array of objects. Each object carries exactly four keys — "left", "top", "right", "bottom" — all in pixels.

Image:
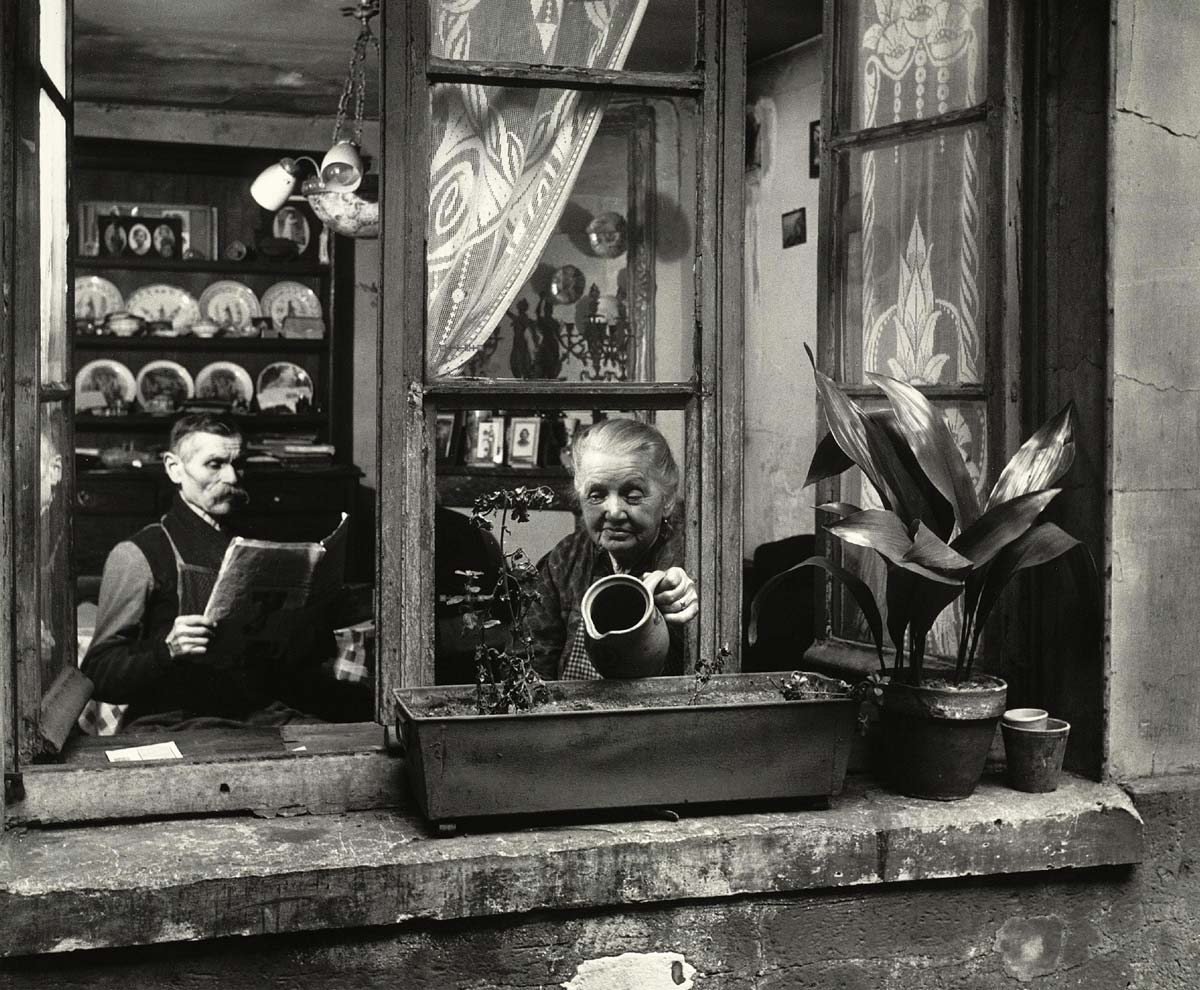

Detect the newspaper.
[{"left": 202, "top": 513, "right": 349, "bottom": 660}]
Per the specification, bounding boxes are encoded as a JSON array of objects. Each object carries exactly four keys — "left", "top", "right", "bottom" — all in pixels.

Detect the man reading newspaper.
[{"left": 82, "top": 413, "right": 365, "bottom": 731}]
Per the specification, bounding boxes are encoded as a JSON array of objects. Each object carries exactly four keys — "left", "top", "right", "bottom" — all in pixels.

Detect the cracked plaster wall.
[{"left": 1108, "top": 0, "right": 1200, "bottom": 778}]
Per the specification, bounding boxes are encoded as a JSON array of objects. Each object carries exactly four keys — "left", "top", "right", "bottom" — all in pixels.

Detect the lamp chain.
[{"left": 333, "top": 0, "right": 380, "bottom": 148}]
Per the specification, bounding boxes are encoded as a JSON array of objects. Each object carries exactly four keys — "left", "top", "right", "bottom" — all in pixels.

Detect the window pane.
[
  {"left": 836, "top": 125, "right": 988, "bottom": 386},
  {"left": 428, "top": 91, "right": 696, "bottom": 383},
  {"left": 433, "top": 408, "right": 686, "bottom": 684},
  {"left": 40, "top": 0, "right": 68, "bottom": 96},
  {"left": 836, "top": 0, "right": 988, "bottom": 131},
  {"left": 430, "top": 0, "right": 696, "bottom": 74},
  {"left": 831, "top": 400, "right": 988, "bottom": 655},
  {"left": 39, "top": 403, "right": 71, "bottom": 692},
  {"left": 40, "top": 92, "right": 68, "bottom": 386}
]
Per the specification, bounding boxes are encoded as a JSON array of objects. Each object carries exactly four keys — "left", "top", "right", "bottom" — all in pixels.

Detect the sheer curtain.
[{"left": 427, "top": 0, "right": 649, "bottom": 376}]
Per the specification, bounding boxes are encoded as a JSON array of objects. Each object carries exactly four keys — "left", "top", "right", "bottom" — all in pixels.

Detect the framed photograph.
[
  {"left": 464, "top": 410, "right": 499, "bottom": 467},
  {"left": 435, "top": 412, "right": 460, "bottom": 464},
  {"left": 269, "top": 197, "right": 324, "bottom": 262},
  {"left": 781, "top": 207, "right": 806, "bottom": 249},
  {"left": 809, "top": 120, "right": 821, "bottom": 179},
  {"left": 507, "top": 417, "right": 541, "bottom": 468},
  {"left": 99, "top": 215, "right": 184, "bottom": 260},
  {"left": 81, "top": 201, "right": 218, "bottom": 260}
]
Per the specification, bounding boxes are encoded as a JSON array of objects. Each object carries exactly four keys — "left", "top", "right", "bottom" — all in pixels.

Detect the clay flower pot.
[{"left": 1002, "top": 717, "right": 1070, "bottom": 793}]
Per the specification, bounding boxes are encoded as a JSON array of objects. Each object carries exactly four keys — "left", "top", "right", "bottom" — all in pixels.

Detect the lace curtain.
[{"left": 427, "top": 0, "right": 649, "bottom": 376}]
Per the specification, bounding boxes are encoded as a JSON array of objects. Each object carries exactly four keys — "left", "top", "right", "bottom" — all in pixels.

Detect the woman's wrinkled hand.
[{"left": 642, "top": 567, "right": 699, "bottom": 625}]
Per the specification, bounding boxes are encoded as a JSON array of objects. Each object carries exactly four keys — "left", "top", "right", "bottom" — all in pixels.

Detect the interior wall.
[
  {"left": 743, "top": 40, "right": 822, "bottom": 556},
  {"left": 1107, "top": 0, "right": 1200, "bottom": 779}
]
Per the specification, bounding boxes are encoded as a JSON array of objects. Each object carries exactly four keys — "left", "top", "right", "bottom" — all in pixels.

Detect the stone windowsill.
[{"left": 0, "top": 772, "right": 1142, "bottom": 958}]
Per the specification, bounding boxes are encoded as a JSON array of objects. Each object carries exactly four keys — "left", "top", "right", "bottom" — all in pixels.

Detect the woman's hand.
[{"left": 643, "top": 567, "right": 699, "bottom": 625}]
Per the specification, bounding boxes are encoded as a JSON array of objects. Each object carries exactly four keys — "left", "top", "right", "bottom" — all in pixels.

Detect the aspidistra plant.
[{"left": 750, "top": 347, "right": 1093, "bottom": 687}]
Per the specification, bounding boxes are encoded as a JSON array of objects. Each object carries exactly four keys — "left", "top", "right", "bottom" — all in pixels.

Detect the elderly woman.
[{"left": 525, "top": 418, "right": 699, "bottom": 680}]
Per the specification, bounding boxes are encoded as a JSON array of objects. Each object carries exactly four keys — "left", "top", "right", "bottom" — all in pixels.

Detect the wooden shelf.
[
  {"left": 436, "top": 465, "right": 576, "bottom": 509},
  {"left": 75, "top": 256, "right": 328, "bottom": 277},
  {"left": 74, "top": 335, "right": 326, "bottom": 352},
  {"left": 76, "top": 412, "right": 327, "bottom": 430}
]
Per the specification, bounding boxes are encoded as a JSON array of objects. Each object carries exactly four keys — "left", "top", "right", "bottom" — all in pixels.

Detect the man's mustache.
[{"left": 211, "top": 485, "right": 249, "bottom": 504}]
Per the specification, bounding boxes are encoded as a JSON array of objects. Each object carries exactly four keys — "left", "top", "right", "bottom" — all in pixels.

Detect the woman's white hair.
[{"left": 570, "top": 418, "right": 680, "bottom": 513}]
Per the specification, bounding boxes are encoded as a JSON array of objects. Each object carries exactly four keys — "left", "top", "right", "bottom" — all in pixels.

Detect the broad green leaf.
[
  {"left": 827, "top": 510, "right": 963, "bottom": 585},
  {"left": 967, "top": 522, "right": 1089, "bottom": 664},
  {"left": 803, "top": 431, "right": 855, "bottom": 488},
  {"left": 868, "top": 372, "right": 982, "bottom": 530},
  {"left": 884, "top": 564, "right": 964, "bottom": 677},
  {"left": 748, "top": 555, "right": 885, "bottom": 671},
  {"left": 952, "top": 489, "right": 1061, "bottom": 565},
  {"left": 816, "top": 501, "right": 862, "bottom": 519},
  {"left": 811, "top": 363, "right": 895, "bottom": 511},
  {"left": 985, "top": 402, "right": 1077, "bottom": 511},
  {"left": 904, "top": 521, "right": 974, "bottom": 573}
]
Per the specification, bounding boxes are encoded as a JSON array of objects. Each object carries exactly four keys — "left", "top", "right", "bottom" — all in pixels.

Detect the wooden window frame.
[
  {"left": 2, "top": 0, "right": 747, "bottom": 826},
  {"left": 808, "top": 0, "right": 1026, "bottom": 677}
]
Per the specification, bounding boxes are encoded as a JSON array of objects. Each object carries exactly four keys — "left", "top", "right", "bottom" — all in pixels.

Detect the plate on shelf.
[
  {"left": 126, "top": 284, "right": 201, "bottom": 332},
  {"left": 76, "top": 359, "right": 136, "bottom": 412},
  {"left": 198, "top": 280, "right": 261, "bottom": 332},
  {"left": 195, "top": 361, "right": 254, "bottom": 407},
  {"left": 256, "top": 361, "right": 314, "bottom": 413},
  {"left": 75, "top": 276, "right": 124, "bottom": 323},
  {"left": 135, "top": 360, "right": 195, "bottom": 414},
  {"left": 260, "top": 280, "right": 322, "bottom": 326}
]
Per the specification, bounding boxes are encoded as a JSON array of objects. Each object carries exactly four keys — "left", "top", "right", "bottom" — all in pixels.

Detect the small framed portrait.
[
  {"left": 127, "top": 222, "right": 152, "bottom": 256},
  {"left": 507, "top": 417, "right": 541, "bottom": 467},
  {"left": 781, "top": 207, "right": 806, "bottom": 249},
  {"left": 435, "top": 412, "right": 459, "bottom": 464},
  {"left": 464, "top": 410, "right": 499, "bottom": 467},
  {"left": 270, "top": 199, "right": 324, "bottom": 261},
  {"left": 100, "top": 216, "right": 127, "bottom": 257},
  {"left": 82, "top": 202, "right": 215, "bottom": 259}
]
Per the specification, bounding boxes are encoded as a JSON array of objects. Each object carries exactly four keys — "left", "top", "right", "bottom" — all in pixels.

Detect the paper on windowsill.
[{"left": 105, "top": 740, "right": 183, "bottom": 763}]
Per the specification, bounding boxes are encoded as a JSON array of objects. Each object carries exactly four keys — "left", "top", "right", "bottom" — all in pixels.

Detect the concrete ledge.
[{"left": 0, "top": 773, "right": 1142, "bottom": 958}]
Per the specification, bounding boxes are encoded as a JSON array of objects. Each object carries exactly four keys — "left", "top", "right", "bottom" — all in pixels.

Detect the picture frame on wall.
[
  {"left": 81, "top": 201, "right": 218, "bottom": 260},
  {"left": 507, "top": 417, "right": 541, "bottom": 468},
  {"left": 99, "top": 214, "right": 185, "bottom": 260},
  {"left": 464, "top": 410, "right": 499, "bottom": 467},
  {"left": 435, "top": 412, "right": 459, "bottom": 464}
]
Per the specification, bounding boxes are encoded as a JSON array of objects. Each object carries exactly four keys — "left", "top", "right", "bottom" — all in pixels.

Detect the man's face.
[{"left": 164, "top": 431, "right": 246, "bottom": 517}]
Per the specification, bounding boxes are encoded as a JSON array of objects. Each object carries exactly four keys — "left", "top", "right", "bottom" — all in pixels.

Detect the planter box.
[{"left": 394, "top": 672, "right": 859, "bottom": 825}]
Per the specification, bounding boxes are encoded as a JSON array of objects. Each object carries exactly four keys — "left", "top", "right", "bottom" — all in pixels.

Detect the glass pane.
[
  {"left": 39, "top": 402, "right": 71, "bottom": 693},
  {"left": 428, "top": 91, "right": 696, "bottom": 382},
  {"left": 836, "top": 0, "right": 988, "bottom": 131},
  {"left": 430, "top": 0, "right": 696, "bottom": 74},
  {"left": 433, "top": 408, "right": 687, "bottom": 685},
  {"left": 832, "top": 400, "right": 988, "bottom": 656},
  {"left": 40, "top": 92, "right": 68, "bottom": 386},
  {"left": 836, "top": 124, "right": 988, "bottom": 386},
  {"left": 40, "top": 0, "right": 68, "bottom": 96}
]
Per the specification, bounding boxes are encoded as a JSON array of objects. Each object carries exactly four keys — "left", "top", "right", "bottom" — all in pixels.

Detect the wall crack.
[
  {"left": 1114, "top": 371, "right": 1200, "bottom": 395},
  {"left": 1115, "top": 106, "right": 1200, "bottom": 140}
]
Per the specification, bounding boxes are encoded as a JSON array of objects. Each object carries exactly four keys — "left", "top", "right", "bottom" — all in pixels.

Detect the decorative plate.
[
  {"left": 550, "top": 264, "right": 586, "bottom": 305},
  {"left": 126, "top": 284, "right": 200, "bottom": 331},
  {"left": 75, "top": 359, "right": 136, "bottom": 412},
  {"left": 256, "top": 361, "right": 315, "bottom": 413},
  {"left": 260, "top": 280, "right": 322, "bottom": 326},
  {"left": 75, "top": 276, "right": 124, "bottom": 322},
  {"left": 198, "top": 280, "right": 261, "bottom": 331},
  {"left": 195, "top": 361, "right": 254, "bottom": 407},
  {"left": 585, "top": 211, "right": 628, "bottom": 259},
  {"left": 135, "top": 360, "right": 195, "bottom": 414}
]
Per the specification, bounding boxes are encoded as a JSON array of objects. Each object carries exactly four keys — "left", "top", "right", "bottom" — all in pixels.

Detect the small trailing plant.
[
  {"left": 750, "top": 346, "right": 1095, "bottom": 689},
  {"left": 466, "top": 486, "right": 556, "bottom": 715},
  {"left": 689, "top": 644, "right": 731, "bottom": 704},
  {"left": 771, "top": 670, "right": 852, "bottom": 701}
]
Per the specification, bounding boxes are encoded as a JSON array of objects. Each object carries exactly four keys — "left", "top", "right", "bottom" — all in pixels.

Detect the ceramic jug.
[{"left": 581, "top": 572, "right": 670, "bottom": 678}]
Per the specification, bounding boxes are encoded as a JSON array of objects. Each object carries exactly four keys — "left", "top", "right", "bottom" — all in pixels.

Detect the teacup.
[
  {"left": 191, "top": 319, "right": 220, "bottom": 338},
  {"left": 1003, "top": 707, "right": 1049, "bottom": 730}
]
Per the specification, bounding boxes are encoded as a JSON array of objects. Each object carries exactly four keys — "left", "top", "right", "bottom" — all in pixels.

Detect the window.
[
  {"left": 377, "top": 0, "right": 746, "bottom": 707},
  {"left": 2, "top": 0, "right": 747, "bottom": 824},
  {"left": 811, "top": 0, "right": 1022, "bottom": 671}
]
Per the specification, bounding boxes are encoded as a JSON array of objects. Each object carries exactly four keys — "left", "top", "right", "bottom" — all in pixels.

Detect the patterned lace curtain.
[
  {"left": 840, "top": 1, "right": 990, "bottom": 656},
  {"left": 427, "top": 0, "right": 649, "bottom": 376}
]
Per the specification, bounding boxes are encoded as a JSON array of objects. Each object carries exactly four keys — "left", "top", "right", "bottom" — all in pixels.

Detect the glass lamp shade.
[
  {"left": 320, "top": 140, "right": 364, "bottom": 193},
  {"left": 250, "top": 159, "right": 303, "bottom": 211}
]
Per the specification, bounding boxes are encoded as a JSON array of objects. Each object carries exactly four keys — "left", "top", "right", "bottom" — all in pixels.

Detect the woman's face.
[{"left": 577, "top": 449, "right": 669, "bottom": 566}]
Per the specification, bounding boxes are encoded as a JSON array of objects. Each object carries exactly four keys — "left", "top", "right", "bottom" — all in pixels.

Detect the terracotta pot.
[
  {"left": 879, "top": 675, "right": 1007, "bottom": 801},
  {"left": 581, "top": 573, "right": 669, "bottom": 678},
  {"left": 1003, "top": 717, "right": 1070, "bottom": 793}
]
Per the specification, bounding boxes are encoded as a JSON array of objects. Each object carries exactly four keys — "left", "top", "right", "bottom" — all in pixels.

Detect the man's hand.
[
  {"left": 165, "top": 614, "right": 215, "bottom": 658},
  {"left": 642, "top": 567, "right": 699, "bottom": 625}
]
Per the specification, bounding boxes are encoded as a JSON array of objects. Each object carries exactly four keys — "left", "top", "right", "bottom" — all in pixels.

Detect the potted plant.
[
  {"left": 752, "top": 349, "right": 1093, "bottom": 800},
  {"left": 394, "top": 486, "right": 860, "bottom": 830}
]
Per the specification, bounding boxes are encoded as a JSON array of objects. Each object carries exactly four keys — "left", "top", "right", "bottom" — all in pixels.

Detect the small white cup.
[{"left": 1003, "top": 707, "right": 1049, "bottom": 730}]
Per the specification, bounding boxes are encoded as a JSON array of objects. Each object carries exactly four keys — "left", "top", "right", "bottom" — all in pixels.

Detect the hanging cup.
[{"left": 581, "top": 572, "right": 670, "bottom": 678}]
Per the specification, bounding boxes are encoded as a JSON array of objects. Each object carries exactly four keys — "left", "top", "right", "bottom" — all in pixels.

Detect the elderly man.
[{"left": 82, "top": 413, "right": 353, "bottom": 730}]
